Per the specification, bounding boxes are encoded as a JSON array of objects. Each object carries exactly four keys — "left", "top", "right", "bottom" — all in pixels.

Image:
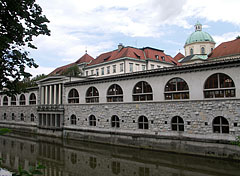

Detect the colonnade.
[
  {"left": 40, "top": 84, "right": 62, "bottom": 105},
  {"left": 39, "top": 113, "right": 61, "bottom": 128}
]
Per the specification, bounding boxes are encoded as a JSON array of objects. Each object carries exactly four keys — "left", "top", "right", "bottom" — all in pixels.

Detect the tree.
[
  {"left": 62, "top": 64, "right": 81, "bottom": 77},
  {"left": 0, "top": 0, "right": 50, "bottom": 95}
]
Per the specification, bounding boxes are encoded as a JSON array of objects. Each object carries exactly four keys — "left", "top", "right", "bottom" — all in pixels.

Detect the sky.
[{"left": 26, "top": 0, "right": 240, "bottom": 77}]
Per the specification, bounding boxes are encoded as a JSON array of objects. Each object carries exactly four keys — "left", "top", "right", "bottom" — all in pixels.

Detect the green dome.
[{"left": 185, "top": 31, "right": 215, "bottom": 46}]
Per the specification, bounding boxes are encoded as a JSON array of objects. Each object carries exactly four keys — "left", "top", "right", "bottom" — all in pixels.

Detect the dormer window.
[
  {"left": 155, "top": 55, "right": 159, "bottom": 60},
  {"left": 161, "top": 56, "right": 165, "bottom": 61}
]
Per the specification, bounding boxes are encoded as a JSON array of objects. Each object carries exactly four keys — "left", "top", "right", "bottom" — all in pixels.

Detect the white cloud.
[
  {"left": 213, "top": 31, "right": 240, "bottom": 46},
  {"left": 26, "top": 66, "right": 55, "bottom": 78}
]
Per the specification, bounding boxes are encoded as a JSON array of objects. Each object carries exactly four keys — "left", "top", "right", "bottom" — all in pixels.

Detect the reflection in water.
[{"left": 0, "top": 134, "right": 240, "bottom": 176}]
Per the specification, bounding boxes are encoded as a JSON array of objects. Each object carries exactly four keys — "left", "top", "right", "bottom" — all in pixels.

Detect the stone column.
[
  {"left": 54, "top": 85, "right": 57, "bottom": 104},
  {"left": 49, "top": 85, "right": 52, "bottom": 104},
  {"left": 58, "top": 84, "right": 62, "bottom": 104},
  {"left": 41, "top": 86, "right": 44, "bottom": 104},
  {"left": 45, "top": 86, "right": 48, "bottom": 104}
]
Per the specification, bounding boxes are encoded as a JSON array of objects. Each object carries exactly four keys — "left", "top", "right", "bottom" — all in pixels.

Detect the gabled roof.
[
  {"left": 87, "top": 46, "right": 179, "bottom": 66},
  {"left": 179, "top": 54, "right": 208, "bottom": 63},
  {"left": 49, "top": 53, "right": 94, "bottom": 75},
  {"left": 208, "top": 38, "right": 240, "bottom": 59},
  {"left": 173, "top": 52, "right": 185, "bottom": 61}
]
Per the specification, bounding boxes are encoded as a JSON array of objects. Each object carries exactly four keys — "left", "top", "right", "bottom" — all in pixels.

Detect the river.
[{"left": 0, "top": 133, "right": 240, "bottom": 176}]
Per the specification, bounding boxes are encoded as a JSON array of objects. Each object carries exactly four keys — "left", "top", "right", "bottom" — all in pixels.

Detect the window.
[
  {"left": 204, "top": 73, "right": 235, "bottom": 98},
  {"left": 155, "top": 55, "right": 159, "bottom": 60},
  {"left": 3, "top": 113, "right": 7, "bottom": 120},
  {"left": 86, "top": 71, "right": 88, "bottom": 76},
  {"left": 112, "top": 161, "right": 120, "bottom": 175},
  {"left": 101, "top": 67, "right": 104, "bottom": 75},
  {"left": 213, "top": 116, "right": 229, "bottom": 134},
  {"left": 142, "top": 65, "right": 146, "bottom": 71},
  {"left": 19, "top": 94, "right": 26, "bottom": 105},
  {"left": 161, "top": 56, "right": 165, "bottom": 61},
  {"left": 86, "top": 87, "right": 99, "bottom": 103},
  {"left": 151, "top": 64, "right": 154, "bottom": 69},
  {"left": 3, "top": 96, "right": 8, "bottom": 106},
  {"left": 133, "top": 81, "right": 153, "bottom": 101},
  {"left": 96, "top": 69, "right": 99, "bottom": 76},
  {"left": 157, "top": 65, "right": 161, "bottom": 68},
  {"left": 111, "top": 115, "right": 120, "bottom": 128},
  {"left": 201, "top": 47, "right": 205, "bottom": 54},
  {"left": 70, "top": 114, "right": 77, "bottom": 125},
  {"left": 20, "top": 113, "right": 24, "bottom": 121},
  {"left": 164, "top": 78, "right": 189, "bottom": 100},
  {"left": 120, "top": 63, "right": 124, "bottom": 72},
  {"left": 89, "top": 157, "right": 97, "bottom": 169},
  {"left": 89, "top": 115, "right": 96, "bottom": 126},
  {"left": 112, "top": 65, "right": 116, "bottom": 73},
  {"left": 11, "top": 96, "right": 16, "bottom": 106},
  {"left": 171, "top": 116, "right": 184, "bottom": 131},
  {"left": 107, "top": 84, "right": 123, "bottom": 102},
  {"left": 68, "top": 89, "right": 79, "bottom": 103},
  {"left": 139, "top": 167, "right": 150, "bottom": 176},
  {"left": 190, "top": 48, "right": 193, "bottom": 55},
  {"left": 29, "top": 93, "right": 36, "bottom": 105},
  {"left": 138, "top": 116, "right": 149, "bottom": 129},
  {"left": 12, "top": 113, "right": 15, "bottom": 120},
  {"left": 91, "top": 70, "right": 94, "bottom": 75},
  {"left": 30, "top": 114, "right": 35, "bottom": 122},
  {"left": 129, "top": 63, "right": 133, "bottom": 72},
  {"left": 135, "top": 64, "right": 140, "bottom": 71},
  {"left": 107, "top": 66, "right": 110, "bottom": 74}
]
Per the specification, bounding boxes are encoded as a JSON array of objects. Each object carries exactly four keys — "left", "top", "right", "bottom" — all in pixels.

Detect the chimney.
[{"left": 118, "top": 43, "right": 124, "bottom": 51}]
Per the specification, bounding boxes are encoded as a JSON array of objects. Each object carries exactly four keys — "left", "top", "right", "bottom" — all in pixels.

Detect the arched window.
[
  {"left": 138, "top": 116, "right": 149, "bottom": 129},
  {"left": 70, "top": 114, "right": 77, "bottom": 125},
  {"left": 20, "top": 113, "right": 24, "bottom": 121},
  {"left": 3, "top": 113, "right": 7, "bottom": 120},
  {"left": 29, "top": 93, "right": 36, "bottom": 105},
  {"left": 201, "top": 47, "right": 205, "bottom": 54},
  {"left": 107, "top": 84, "right": 123, "bottom": 102},
  {"left": 86, "top": 87, "right": 99, "bottom": 103},
  {"left": 213, "top": 116, "right": 229, "bottom": 134},
  {"left": 19, "top": 94, "right": 26, "bottom": 105},
  {"left": 3, "top": 96, "right": 8, "bottom": 106},
  {"left": 164, "top": 78, "right": 189, "bottom": 100},
  {"left": 111, "top": 115, "right": 120, "bottom": 128},
  {"left": 12, "top": 113, "right": 15, "bottom": 120},
  {"left": 11, "top": 96, "right": 16, "bottom": 106},
  {"left": 68, "top": 89, "right": 79, "bottom": 103},
  {"left": 204, "top": 73, "right": 235, "bottom": 98},
  {"left": 133, "top": 81, "right": 153, "bottom": 101},
  {"left": 171, "top": 116, "right": 184, "bottom": 131},
  {"left": 30, "top": 114, "right": 35, "bottom": 122},
  {"left": 89, "top": 115, "right": 96, "bottom": 126},
  {"left": 190, "top": 48, "right": 193, "bottom": 55}
]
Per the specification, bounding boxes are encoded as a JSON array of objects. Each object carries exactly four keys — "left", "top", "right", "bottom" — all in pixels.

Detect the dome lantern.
[{"left": 195, "top": 21, "right": 202, "bottom": 31}]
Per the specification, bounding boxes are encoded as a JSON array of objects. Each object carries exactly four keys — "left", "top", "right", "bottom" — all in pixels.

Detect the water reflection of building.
[{"left": 0, "top": 135, "right": 240, "bottom": 176}]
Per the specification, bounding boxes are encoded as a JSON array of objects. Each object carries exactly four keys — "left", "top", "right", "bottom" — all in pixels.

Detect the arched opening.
[
  {"left": 89, "top": 115, "right": 96, "bottom": 126},
  {"left": 68, "top": 89, "right": 79, "bottom": 103},
  {"left": 138, "top": 116, "right": 149, "bottom": 129},
  {"left": 70, "top": 114, "right": 77, "bottom": 125},
  {"left": 213, "top": 116, "right": 229, "bottom": 134},
  {"left": 133, "top": 81, "right": 153, "bottom": 101},
  {"left": 171, "top": 116, "right": 184, "bottom": 131},
  {"left": 19, "top": 94, "right": 26, "bottom": 105},
  {"left": 29, "top": 93, "right": 36, "bottom": 105},
  {"left": 3, "top": 96, "right": 8, "bottom": 106},
  {"left": 107, "top": 84, "right": 123, "bottom": 102},
  {"left": 204, "top": 73, "right": 235, "bottom": 98},
  {"left": 11, "top": 96, "right": 16, "bottom": 105},
  {"left": 111, "top": 115, "right": 120, "bottom": 128},
  {"left": 165, "top": 77, "right": 189, "bottom": 100},
  {"left": 86, "top": 87, "right": 99, "bottom": 103}
]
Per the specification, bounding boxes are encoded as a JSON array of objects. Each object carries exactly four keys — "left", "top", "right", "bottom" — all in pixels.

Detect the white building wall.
[{"left": 185, "top": 42, "right": 215, "bottom": 56}]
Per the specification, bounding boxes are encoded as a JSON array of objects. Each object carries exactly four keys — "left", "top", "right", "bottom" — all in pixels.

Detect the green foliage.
[
  {"left": 236, "top": 36, "right": 240, "bottom": 39},
  {"left": 13, "top": 163, "right": 45, "bottom": 176},
  {"left": 0, "top": 0, "right": 50, "bottom": 95},
  {"left": 0, "top": 128, "right": 11, "bottom": 135},
  {"left": 231, "top": 136, "right": 240, "bottom": 146},
  {"left": 62, "top": 64, "right": 81, "bottom": 77}
]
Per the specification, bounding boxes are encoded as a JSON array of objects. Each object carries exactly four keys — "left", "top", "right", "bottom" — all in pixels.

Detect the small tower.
[{"left": 195, "top": 21, "right": 202, "bottom": 31}]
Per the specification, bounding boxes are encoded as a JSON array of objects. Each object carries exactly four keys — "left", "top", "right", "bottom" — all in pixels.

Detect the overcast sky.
[{"left": 27, "top": 0, "right": 240, "bottom": 77}]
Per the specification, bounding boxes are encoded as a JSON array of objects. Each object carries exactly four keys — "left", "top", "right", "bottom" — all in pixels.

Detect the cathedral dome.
[{"left": 185, "top": 22, "right": 215, "bottom": 46}]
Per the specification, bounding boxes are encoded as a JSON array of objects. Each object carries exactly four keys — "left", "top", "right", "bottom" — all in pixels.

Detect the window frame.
[
  {"left": 107, "top": 84, "right": 123, "bottom": 102},
  {"left": 3, "top": 96, "right": 8, "bottom": 106},
  {"left": 132, "top": 81, "right": 153, "bottom": 101},
  {"left": 11, "top": 96, "right": 17, "bottom": 106},
  {"left": 111, "top": 115, "right": 120, "bottom": 128},
  {"left": 29, "top": 93, "right": 37, "bottom": 105},
  {"left": 138, "top": 116, "right": 149, "bottom": 130},
  {"left": 171, "top": 116, "right": 184, "bottom": 132},
  {"left": 68, "top": 89, "right": 79, "bottom": 104},
  {"left": 89, "top": 115, "right": 96, "bottom": 126},
  {"left": 86, "top": 87, "right": 99, "bottom": 103},
  {"left": 70, "top": 114, "right": 77, "bottom": 125},
  {"left": 212, "top": 116, "right": 229, "bottom": 134},
  {"left": 19, "top": 94, "right": 26, "bottom": 105}
]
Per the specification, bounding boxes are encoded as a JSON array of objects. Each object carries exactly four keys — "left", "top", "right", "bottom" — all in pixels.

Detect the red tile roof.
[
  {"left": 49, "top": 53, "right": 94, "bottom": 75},
  {"left": 173, "top": 52, "right": 185, "bottom": 61},
  {"left": 87, "top": 46, "right": 179, "bottom": 66},
  {"left": 208, "top": 38, "right": 240, "bottom": 59}
]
